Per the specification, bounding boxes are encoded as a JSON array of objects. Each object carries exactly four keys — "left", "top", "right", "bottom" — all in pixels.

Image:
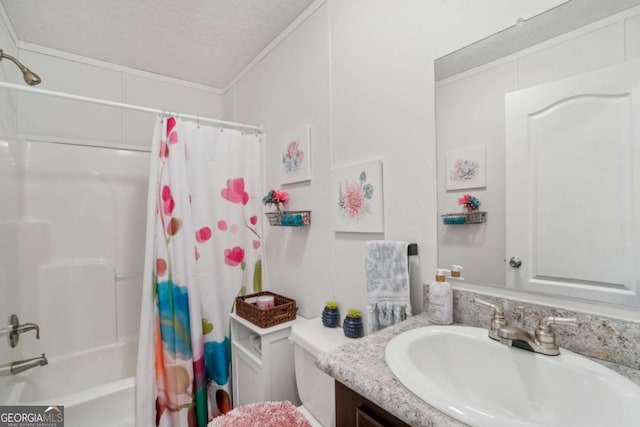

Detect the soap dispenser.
[
  {"left": 429, "top": 269, "right": 453, "bottom": 325},
  {"left": 451, "top": 264, "right": 464, "bottom": 280}
]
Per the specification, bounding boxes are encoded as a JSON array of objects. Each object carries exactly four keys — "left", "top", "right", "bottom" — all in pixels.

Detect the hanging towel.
[{"left": 365, "top": 240, "right": 413, "bottom": 334}]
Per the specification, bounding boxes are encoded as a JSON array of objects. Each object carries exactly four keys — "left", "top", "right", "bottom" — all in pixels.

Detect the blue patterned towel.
[{"left": 365, "top": 240, "right": 412, "bottom": 334}]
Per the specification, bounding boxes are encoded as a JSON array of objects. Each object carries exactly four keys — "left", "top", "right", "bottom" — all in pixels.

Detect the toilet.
[{"left": 290, "top": 317, "right": 352, "bottom": 427}]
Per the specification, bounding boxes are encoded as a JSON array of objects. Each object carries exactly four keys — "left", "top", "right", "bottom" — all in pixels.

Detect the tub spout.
[{"left": 0, "top": 353, "right": 48, "bottom": 376}]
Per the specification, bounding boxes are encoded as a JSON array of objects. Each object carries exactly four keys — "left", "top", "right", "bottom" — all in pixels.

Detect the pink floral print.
[
  {"left": 162, "top": 186, "right": 176, "bottom": 216},
  {"left": 156, "top": 258, "right": 167, "bottom": 276},
  {"left": 224, "top": 247, "right": 245, "bottom": 267},
  {"left": 343, "top": 182, "right": 365, "bottom": 218},
  {"left": 195, "top": 227, "right": 212, "bottom": 243},
  {"left": 220, "top": 178, "right": 249, "bottom": 205}
]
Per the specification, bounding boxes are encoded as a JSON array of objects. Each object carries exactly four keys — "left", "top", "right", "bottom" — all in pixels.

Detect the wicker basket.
[
  {"left": 264, "top": 211, "right": 282, "bottom": 226},
  {"left": 236, "top": 291, "right": 298, "bottom": 328}
]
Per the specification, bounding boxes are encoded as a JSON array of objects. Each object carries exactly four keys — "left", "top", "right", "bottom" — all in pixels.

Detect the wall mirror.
[{"left": 435, "top": 0, "right": 640, "bottom": 308}]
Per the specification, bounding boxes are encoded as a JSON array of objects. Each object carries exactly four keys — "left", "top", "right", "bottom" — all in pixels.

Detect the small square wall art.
[
  {"left": 280, "top": 124, "right": 311, "bottom": 185},
  {"left": 332, "top": 159, "right": 384, "bottom": 233},
  {"left": 445, "top": 145, "right": 486, "bottom": 190}
]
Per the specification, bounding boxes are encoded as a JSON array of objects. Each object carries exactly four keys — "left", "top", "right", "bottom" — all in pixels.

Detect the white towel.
[{"left": 365, "top": 240, "right": 412, "bottom": 334}]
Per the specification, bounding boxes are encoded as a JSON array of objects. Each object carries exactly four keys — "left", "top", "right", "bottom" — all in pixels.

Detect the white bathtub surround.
[
  {"left": 3, "top": 341, "right": 136, "bottom": 427},
  {"left": 136, "top": 117, "right": 263, "bottom": 426}
]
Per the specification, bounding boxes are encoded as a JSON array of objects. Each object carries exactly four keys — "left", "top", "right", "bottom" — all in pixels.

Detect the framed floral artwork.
[
  {"left": 445, "top": 145, "right": 486, "bottom": 190},
  {"left": 280, "top": 125, "right": 311, "bottom": 185},
  {"left": 332, "top": 160, "right": 384, "bottom": 233}
]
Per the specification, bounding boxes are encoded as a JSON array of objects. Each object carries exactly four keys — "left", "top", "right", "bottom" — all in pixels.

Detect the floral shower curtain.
[{"left": 136, "top": 116, "right": 263, "bottom": 427}]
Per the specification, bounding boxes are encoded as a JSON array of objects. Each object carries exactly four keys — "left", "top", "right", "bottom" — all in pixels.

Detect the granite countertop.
[{"left": 315, "top": 313, "right": 640, "bottom": 427}]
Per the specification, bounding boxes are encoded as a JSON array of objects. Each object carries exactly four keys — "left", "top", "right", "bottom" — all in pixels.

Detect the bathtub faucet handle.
[
  {"left": 2, "top": 314, "right": 41, "bottom": 347},
  {"left": 15, "top": 323, "right": 40, "bottom": 339}
]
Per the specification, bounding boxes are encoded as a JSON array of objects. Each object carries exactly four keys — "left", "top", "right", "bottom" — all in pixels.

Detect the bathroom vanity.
[
  {"left": 335, "top": 381, "right": 411, "bottom": 427},
  {"left": 317, "top": 314, "right": 464, "bottom": 427},
  {"left": 317, "top": 288, "right": 640, "bottom": 427}
]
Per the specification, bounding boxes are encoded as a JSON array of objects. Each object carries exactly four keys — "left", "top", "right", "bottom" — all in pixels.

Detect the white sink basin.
[{"left": 385, "top": 325, "right": 640, "bottom": 427}]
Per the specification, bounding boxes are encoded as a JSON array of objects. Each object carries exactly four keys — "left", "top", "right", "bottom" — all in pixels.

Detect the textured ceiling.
[{"left": 0, "top": 0, "right": 315, "bottom": 88}]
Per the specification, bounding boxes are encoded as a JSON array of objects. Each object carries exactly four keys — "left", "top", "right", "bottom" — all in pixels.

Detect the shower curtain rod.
[{"left": 0, "top": 81, "right": 263, "bottom": 133}]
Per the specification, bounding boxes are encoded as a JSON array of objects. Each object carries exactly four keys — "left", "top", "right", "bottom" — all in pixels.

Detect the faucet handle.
[
  {"left": 474, "top": 299, "right": 507, "bottom": 340},
  {"left": 3, "top": 315, "right": 41, "bottom": 348},
  {"left": 538, "top": 316, "right": 579, "bottom": 329},
  {"left": 15, "top": 323, "right": 40, "bottom": 339},
  {"left": 535, "top": 316, "right": 579, "bottom": 349},
  {"left": 474, "top": 298, "right": 504, "bottom": 316}
]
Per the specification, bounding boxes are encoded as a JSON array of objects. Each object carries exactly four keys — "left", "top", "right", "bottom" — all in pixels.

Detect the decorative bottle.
[{"left": 429, "top": 269, "right": 453, "bottom": 325}]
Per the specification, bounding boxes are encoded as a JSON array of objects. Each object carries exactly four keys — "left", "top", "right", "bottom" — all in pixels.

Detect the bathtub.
[{"left": 3, "top": 341, "right": 136, "bottom": 427}]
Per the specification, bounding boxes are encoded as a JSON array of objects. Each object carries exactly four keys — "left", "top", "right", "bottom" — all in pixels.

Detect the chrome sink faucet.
[
  {"left": 0, "top": 353, "right": 48, "bottom": 376},
  {"left": 498, "top": 316, "right": 579, "bottom": 356},
  {"left": 475, "top": 299, "right": 579, "bottom": 356}
]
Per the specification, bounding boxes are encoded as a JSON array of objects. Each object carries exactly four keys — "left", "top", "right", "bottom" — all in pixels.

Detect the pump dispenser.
[
  {"left": 451, "top": 265, "right": 464, "bottom": 279},
  {"left": 429, "top": 268, "right": 453, "bottom": 325}
]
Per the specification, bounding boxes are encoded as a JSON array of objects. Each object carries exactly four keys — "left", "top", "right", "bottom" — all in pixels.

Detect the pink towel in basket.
[{"left": 207, "top": 401, "right": 311, "bottom": 427}]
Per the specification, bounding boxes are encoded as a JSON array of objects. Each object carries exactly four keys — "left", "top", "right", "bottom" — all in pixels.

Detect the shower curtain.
[{"left": 136, "top": 116, "right": 263, "bottom": 427}]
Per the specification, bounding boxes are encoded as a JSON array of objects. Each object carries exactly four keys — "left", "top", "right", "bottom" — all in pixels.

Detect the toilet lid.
[{"left": 290, "top": 317, "right": 352, "bottom": 357}]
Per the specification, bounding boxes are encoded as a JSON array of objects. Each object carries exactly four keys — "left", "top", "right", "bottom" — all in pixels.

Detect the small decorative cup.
[{"left": 256, "top": 295, "right": 275, "bottom": 309}]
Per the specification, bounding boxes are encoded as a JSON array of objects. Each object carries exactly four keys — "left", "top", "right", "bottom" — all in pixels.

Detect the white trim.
[
  {"left": 223, "top": 0, "right": 328, "bottom": 92},
  {"left": 116, "top": 272, "right": 143, "bottom": 281},
  {"left": 0, "top": 81, "right": 262, "bottom": 132},
  {"left": 328, "top": 0, "right": 334, "bottom": 170},
  {"left": 0, "top": 2, "right": 19, "bottom": 46},
  {"left": 18, "top": 41, "right": 224, "bottom": 94},
  {"left": 22, "top": 134, "right": 152, "bottom": 153},
  {"left": 436, "top": 4, "right": 640, "bottom": 87}
]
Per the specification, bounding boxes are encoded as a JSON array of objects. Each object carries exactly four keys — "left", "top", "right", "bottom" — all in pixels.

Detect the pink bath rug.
[{"left": 207, "top": 400, "right": 312, "bottom": 427}]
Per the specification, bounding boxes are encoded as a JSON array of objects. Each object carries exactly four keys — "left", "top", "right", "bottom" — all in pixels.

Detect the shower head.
[{"left": 0, "top": 49, "right": 41, "bottom": 85}]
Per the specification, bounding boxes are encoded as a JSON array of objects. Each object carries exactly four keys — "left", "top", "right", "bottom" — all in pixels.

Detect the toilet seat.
[{"left": 296, "top": 405, "right": 323, "bottom": 427}]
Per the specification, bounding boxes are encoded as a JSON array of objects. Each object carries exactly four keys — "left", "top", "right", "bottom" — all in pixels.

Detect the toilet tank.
[{"left": 290, "top": 318, "right": 351, "bottom": 427}]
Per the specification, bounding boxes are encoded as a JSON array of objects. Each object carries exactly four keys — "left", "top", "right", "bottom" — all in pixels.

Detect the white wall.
[
  {"left": 225, "top": 0, "right": 574, "bottom": 327},
  {"left": 0, "top": 8, "right": 20, "bottom": 396},
  {"left": 17, "top": 44, "right": 222, "bottom": 148},
  {"left": 230, "top": 3, "right": 332, "bottom": 318},
  {"left": 0, "top": 31, "right": 223, "bottom": 366},
  {"left": 436, "top": 7, "right": 640, "bottom": 300}
]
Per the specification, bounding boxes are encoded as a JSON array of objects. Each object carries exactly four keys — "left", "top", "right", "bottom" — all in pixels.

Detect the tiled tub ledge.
[{"left": 316, "top": 311, "right": 640, "bottom": 427}]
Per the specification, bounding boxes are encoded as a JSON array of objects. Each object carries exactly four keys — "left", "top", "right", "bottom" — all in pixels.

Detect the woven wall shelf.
[
  {"left": 441, "top": 211, "right": 487, "bottom": 225},
  {"left": 264, "top": 210, "right": 311, "bottom": 227}
]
